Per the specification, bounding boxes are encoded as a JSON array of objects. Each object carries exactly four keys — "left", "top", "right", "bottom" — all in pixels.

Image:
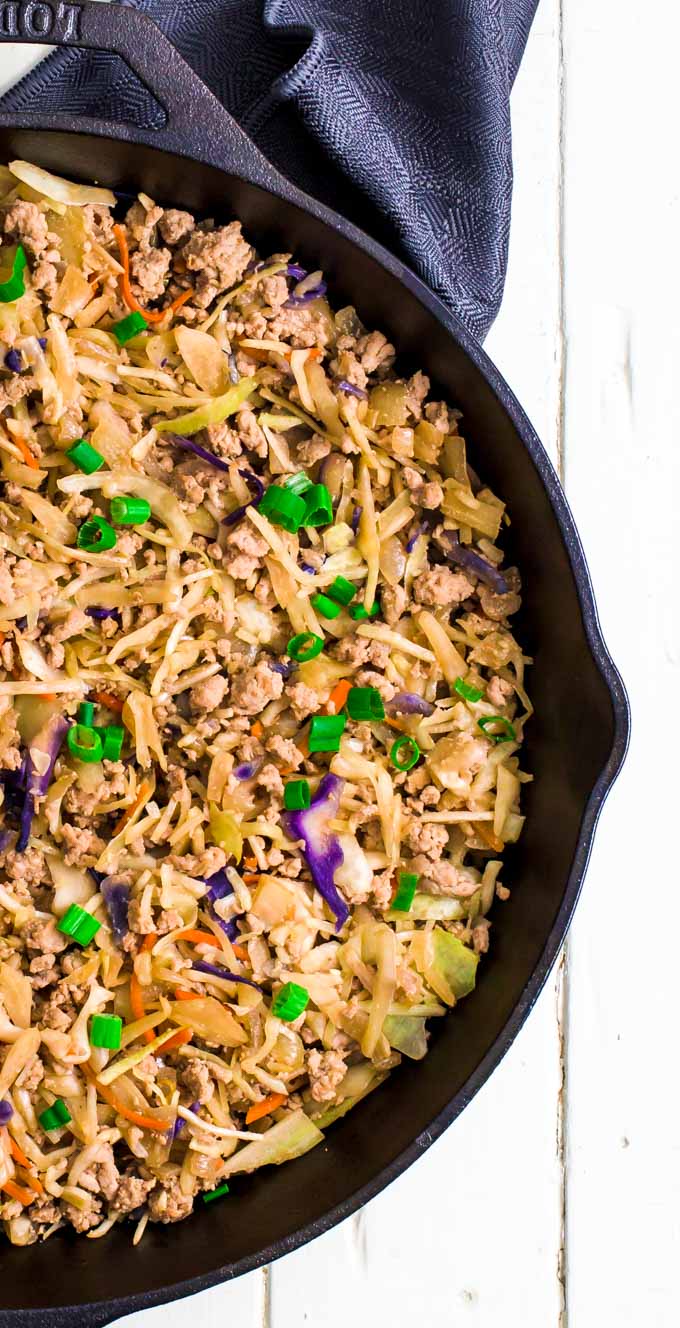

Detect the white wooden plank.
[
  {"left": 271, "top": 4, "right": 566, "bottom": 1324},
  {"left": 118, "top": 1269, "right": 264, "bottom": 1328},
  {"left": 561, "top": 2, "right": 679, "bottom": 1324}
]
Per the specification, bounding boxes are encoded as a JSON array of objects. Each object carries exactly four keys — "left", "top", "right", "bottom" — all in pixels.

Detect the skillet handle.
[{"left": 0, "top": 0, "right": 283, "bottom": 194}]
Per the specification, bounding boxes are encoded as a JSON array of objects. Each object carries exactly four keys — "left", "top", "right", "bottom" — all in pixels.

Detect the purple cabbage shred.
[
  {"left": 440, "top": 530, "right": 509, "bottom": 594},
  {"left": 283, "top": 773, "right": 349, "bottom": 931},
  {"left": 86, "top": 606, "right": 122, "bottom": 623},
  {"left": 337, "top": 380, "right": 368, "bottom": 400},
  {"left": 18, "top": 714, "right": 70, "bottom": 852},
  {"left": 0, "top": 1100, "right": 13, "bottom": 1124},
  {"left": 192, "top": 960, "right": 263, "bottom": 992},
  {"left": 204, "top": 868, "right": 234, "bottom": 902},
  {"left": 101, "top": 878, "right": 130, "bottom": 945},
  {"left": 351, "top": 505, "right": 362, "bottom": 535},
  {"left": 4, "top": 349, "right": 22, "bottom": 373},
  {"left": 386, "top": 692, "right": 435, "bottom": 717},
  {"left": 284, "top": 281, "right": 327, "bottom": 308},
  {"left": 406, "top": 523, "right": 428, "bottom": 554},
  {"left": 233, "top": 760, "right": 262, "bottom": 781},
  {"left": 286, "top": 263, "right": 308, "bottom": 280}
]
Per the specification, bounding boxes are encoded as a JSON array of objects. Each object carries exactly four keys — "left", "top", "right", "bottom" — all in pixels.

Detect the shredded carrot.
[
  {"left": 113, "top": 224, "right": 193, "bottom": 325},
  {"left": 15, "top": 437, "right": 40, "bottom": 470},
  {"left": 242, "top": 873, "right": 261, "bottom": 886},
  {"left": 242, "top": 856, "right": 258, "bottom": 870},
  {"left": 82, "top": 1065, "right": 171, "bottom": 1133},
  {"left": 324, "top": 679, "right": 351, "bottom": 716},
  {"left": 40, "top": 693, "right": 57, "bottom": 702},
  {"left": 8, "top": 1137, "right": 33, "bottom": 1172},
  {"left": 91, "top": 690, "right": 124, "bottom": 714},
  {"left": 157, "top": 1028, "right": 192, "bottom": 1054},
  {"left": 113, "top": 778, "right": 152, "bottom": 835},
  {"left": 251, "top": 720, "right": 263, "bottom": 738},
  {"left": 173, "top": 928, "right": 220, "bottom": 947},
  {"left": 1, "top": 1179, "right": 36, "bottom": 1207},
  {"left": 245, "top": 1092, "right": 287, "bottom": 1125},
  {"left": 130, "top": 933, "right": 157, "bottom": 1043},
  {"left": 232, "top": 944, "right": 248, "bottom": 962},
  {"left": 174, "top": 988, "right": 201, "bottom": 1001},
  {"left": 0, "top": 633, "right": 4, "bottom": 649}
]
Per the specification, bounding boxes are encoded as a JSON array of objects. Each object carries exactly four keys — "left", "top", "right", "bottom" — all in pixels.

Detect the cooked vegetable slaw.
[{"left": 0, "top": 160, "right": 531, "bottom": 1245}]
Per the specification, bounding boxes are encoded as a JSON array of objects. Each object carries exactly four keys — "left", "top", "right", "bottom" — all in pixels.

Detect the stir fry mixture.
[{"left": 0, "top": 161, "right": 531, "bottom": 1245}]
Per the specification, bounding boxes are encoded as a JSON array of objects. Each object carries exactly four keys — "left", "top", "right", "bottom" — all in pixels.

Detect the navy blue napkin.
[{"left": 0, "top": 0, "right": 538, "bottom": 340}]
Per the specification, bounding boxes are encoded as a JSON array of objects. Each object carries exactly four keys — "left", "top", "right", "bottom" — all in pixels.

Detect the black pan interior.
[{"left": 0, "top": 129, "right": 618, "bottom": 1318}]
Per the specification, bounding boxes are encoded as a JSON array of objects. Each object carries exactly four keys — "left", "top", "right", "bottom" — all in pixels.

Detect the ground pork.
[
  {"left": 230, "top": 660, "right": 284, "bottom": 715},
  {"left": 356, "top": 330, "right": 395, "bottom": 374},
  {"left": 61, "top": 823, "right": 106, "bottom": 867},
  {"left": 306, "top": 1047, "right": 348, "bottom": 1103},
  {"left": 111, "top": 1173, "right": 155, "bottom": 1214},
  {"left": 158, "top": 209, "right": 195, "bottom": 247},
  {"left": 131, "top": 245, "right": 172, "bottom": 301},
  {"left": 401, "top": 465, "right": 443, "bottom": 510},
  {"left": 414, "top": 566, "right": 476, "bottom": 607},
  {"left": 404, "top": 370, "right": 430, "bottom": 419},
  {"left": 189, "top": 673, "right": 228, "bottom": 712},
  {"left": 29, "top": 954, "right": 57, "bottom": 989},
  {"left": 4, "top": 200, "right": 51, "bottom": 256},
  {"left": 410, "top": 854, "right": 479, "bottom": 898},
  {"left": 22, "top": 917, "right": 67, "bottom": 954},
  {"left": 269, "top": 303, "right": 331, "bottom": 349},
  {"left": 178, "top": 222, "right": 251, "bottom": 306},
  {"left": 486, "top": 674, "right": 513, "bottom": 708},
  {"left": 472, "top": 918, "right": 491, "bottom": 954},
  {"left": 38, "top": 987, "right": 76, "bottom": 1031},
  {"left": 168, "top": 846, "right": 226, "bottom": 879},
  {"left": 260, "top": 272, "right": 289, "bottom": 311},
  {"left": 179, "top": 1057, "right": 215, "bottom": 1105},
  {"left": 147, "top": 1174, "right": 196, "bottom": 1223},
  {"left": 236, "top": 406, "right": 267, "bottom": 455},
  {"left": 285, "top": 681, "right": 319, "bottom": 721},
  {"left": 6, "top": 847, "right": 48, "bottom": 889},
  {"left": 63, "top": 1198, "right": 103, "bottom": 1233},
  {"left": 266, "top": 733, "right": 304, "bottom": 770},
  {"left": 0, "top": 373, "right": 36, "bottom": 412},
  {"left": 222, "top": 523, "right": 268, "bottom": 580},
  {"left": 205, "top": 421, "right": 243, "bottom": 459},
  {"left": 124, "top": 200, "right": 163, "bottom": 249},
  {"left": 296, "top": 435, "right": 331, "bottom": 465},
  {"left": 256, "top": 762, "right": 284, "bottom": 796},
  {"left": 406, "top": 820, "right": 449, "bottom": 858}
]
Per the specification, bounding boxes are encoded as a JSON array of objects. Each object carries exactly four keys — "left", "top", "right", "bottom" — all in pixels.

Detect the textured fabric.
[{"left": 0, "top": 0, "right": 538, "bottom": 340}]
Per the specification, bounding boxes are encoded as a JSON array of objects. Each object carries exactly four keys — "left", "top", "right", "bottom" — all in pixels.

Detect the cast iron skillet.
[{"left": 0, "top": 4, "right": 629, "bottom": 1324}]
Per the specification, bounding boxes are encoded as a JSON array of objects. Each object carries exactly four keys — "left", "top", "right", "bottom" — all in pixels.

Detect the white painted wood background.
[{"left": 1, "top": 0, "right": 674, "bottom": 1321}]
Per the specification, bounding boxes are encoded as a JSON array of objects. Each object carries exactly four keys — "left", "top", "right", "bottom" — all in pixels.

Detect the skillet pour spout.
[{"left": 0, "top": 3, "right": 629, "bottom": 1323}]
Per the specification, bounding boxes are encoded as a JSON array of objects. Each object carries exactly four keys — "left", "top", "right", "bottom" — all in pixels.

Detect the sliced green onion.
[
  {"left": 111, "top": 311, "right": 148, "bottom": 345},
  {"left": 258, "top": 485, "right": 306, "bottom": 533},
  {"left": 90, "top": 1014, "right": 122, "bottom": 1050},
  {"left": 0, "top": 244, "right": 27, "bottom": 303},
  {"left": 288, "top": 632, "right": 323, "bottom": 662},
  {"left": 477, "top": 715, "right": 517, "bottom": 744},
  {"left": 66, "top": 440, "right": 105, "bottom": 475},
  {"left": 392, "top": 872, "right": 419, "bottom": 912},
  {"left": 76, "top": 516, "right": 117, "bottom": 552},
  {"left": 78, "top": 701, "right": 95, "bottom": 728},
  {"left": 57, "top": 904, "right": 101, "bottom": 946},
  {"left": 38, "top": 1099, "right": 72, "bottom": 1133},
  {"left": 454, "top": 677, "right": 483, "bottom": 703},
  {"left": 347, "top": 686, "right": 385, "bottom": 721},
  {"left": 99, "top": 725, "right": 124, "bottom": 761},
  {"left": 67, "top": 724, "right": 103, "bottom": 764},
  {"left": 390, "top": 735, "right": 421, "bottom": 771},
  {"left": 309, "top": 714, "right": 346, "bottom": 753},
  {"left": 271, "top": 981, "right": 309, "bottom": 1021},
  {"left": 110, "top": 496, "right": 151, "bottom": 525},
  {"left": 303, "top": 483, "right": 333, "bottom": 527},
  {"left": 203, "top": 1182, "right": 231, "bottom": 1203},
  {"left": 283, "top": 779, "right": 311, "bottom": 811},
  {"left": 349, "top": 602, "right": 380, "bottom": 620},
  {"left": 327, "top": 576, "right": 356, "bottom": 606},
  {"left": 311, "top": 592, "right": 342, "bottom": 620}
]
